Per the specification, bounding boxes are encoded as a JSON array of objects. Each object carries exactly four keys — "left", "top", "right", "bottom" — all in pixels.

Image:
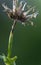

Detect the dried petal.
[{"left": 22, "top": 2, "right": 27, "bottom": 11}]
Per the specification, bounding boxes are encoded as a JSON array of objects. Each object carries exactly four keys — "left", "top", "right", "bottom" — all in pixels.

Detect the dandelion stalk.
[
  {"left": 5, "top": 20, "right": 17, "bottom": 65},
  {"left": 7, "top": 20, "right": 16, "bottom": 58}
]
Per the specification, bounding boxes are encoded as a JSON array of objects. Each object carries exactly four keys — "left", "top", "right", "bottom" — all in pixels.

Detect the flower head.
[{"left": 2, "top": 0, "right": 38, "bottom": 26}]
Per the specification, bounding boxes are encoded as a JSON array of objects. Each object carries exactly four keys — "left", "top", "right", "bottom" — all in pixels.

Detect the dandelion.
[
  {"left": 2, "top": 0, "right": 38, "bottom": 26},
  {"left": 0, "top": 0, "right": 39, "bottom": 65}
]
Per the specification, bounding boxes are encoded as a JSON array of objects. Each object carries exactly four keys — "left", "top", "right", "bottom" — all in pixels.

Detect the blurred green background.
[{"left": 0, "top": 0, "right": 41, "bottom": 65}]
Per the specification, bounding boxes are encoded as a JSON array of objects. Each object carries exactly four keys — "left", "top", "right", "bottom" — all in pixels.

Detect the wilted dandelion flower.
[
  {"left": 0, "top": 0, "right": 39, "bottom": 65},
  {"left": 2, "top": 0, "right": 38, "bottom": 26}
]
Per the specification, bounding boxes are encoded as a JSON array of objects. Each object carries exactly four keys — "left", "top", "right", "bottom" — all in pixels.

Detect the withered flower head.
[{"left": 2, "top": 0, "right": 39, "bottom": 26}]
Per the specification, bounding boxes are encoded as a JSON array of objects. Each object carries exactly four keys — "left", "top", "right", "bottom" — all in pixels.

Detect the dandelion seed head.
[{"left": 2, "top": 0, "right": 39, "bottom": 26}]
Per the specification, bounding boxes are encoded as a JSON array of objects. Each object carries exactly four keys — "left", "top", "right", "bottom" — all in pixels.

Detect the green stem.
[{"left": 7, "top": 20, "right": 17, "bottom": 58}]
